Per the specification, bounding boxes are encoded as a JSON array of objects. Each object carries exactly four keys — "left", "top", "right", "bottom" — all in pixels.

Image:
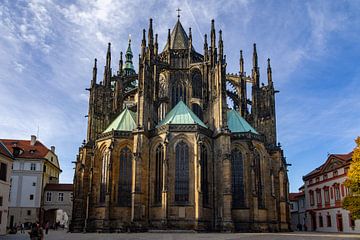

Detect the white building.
[
  {"left": 303, "top": 151, "right": 359, "bottom": 233},
  {"left": 43, "top": 183, "right": 73, "bottom": 228},
  {"left": 0, "top": 141, "right": 13, "bottom": 235},
  {"left": 289, "top": 187, "right": 306, "bottom": 231},
  {"left": 1, "top": 136, "right": 61, "bottom": 228}
]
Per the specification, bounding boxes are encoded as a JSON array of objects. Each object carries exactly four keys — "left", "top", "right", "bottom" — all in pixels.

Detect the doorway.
[{"left": 336, "top": 214, "right": 343, "bottom": 232}]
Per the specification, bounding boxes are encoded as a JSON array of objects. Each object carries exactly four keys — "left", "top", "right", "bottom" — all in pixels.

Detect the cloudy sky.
[{"left": 0, "top": 0, "right": 359, "bottom": 192}]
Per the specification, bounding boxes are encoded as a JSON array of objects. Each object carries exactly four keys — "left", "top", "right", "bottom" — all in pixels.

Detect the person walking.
[
  {"left": 45, "top": 221, "right": 49, "bottom": 234},
  {"left": 20, "top": 223, "right": 24, "bottom": 233}
]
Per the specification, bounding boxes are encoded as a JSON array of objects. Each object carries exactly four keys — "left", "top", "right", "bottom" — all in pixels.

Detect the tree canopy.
[{"left": 343, "top": 137, "right": 360, "bottom": 219}]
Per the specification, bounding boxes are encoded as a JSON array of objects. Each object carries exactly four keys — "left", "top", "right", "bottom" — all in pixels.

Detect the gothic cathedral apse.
[{"left": 72, "top": 16, "right": 290, "bottom": 232}]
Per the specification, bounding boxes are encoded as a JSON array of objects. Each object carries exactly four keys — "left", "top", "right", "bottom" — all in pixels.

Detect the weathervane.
[{"left": 176, "top": 8, "right": 181, "bottom": 19}]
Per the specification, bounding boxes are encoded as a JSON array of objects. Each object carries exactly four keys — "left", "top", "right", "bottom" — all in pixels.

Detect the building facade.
[
  {"left": 289, "top": 188, "right": 305, "bottom": 231},
  {"left": 1, "top": 135, "right": 61, "bottom": 227},
  {"left": 303, "top": 151, "right": 360, "bottom": 233},
  {"left": 43, "top": 183, "right": 73, "bottom": 228},
  {"left": 72, "top": 17, "right": 290, "bottom": 232},
  {"left": 0, "top": 141, "right": 13, "bottom": 235}
]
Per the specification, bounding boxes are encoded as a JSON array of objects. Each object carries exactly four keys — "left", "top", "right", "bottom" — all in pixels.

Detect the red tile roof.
[
  {"left": 0, "top": 140, "right": 13, "bottom": 159},
  {"left": 289, "top": 192, "right": 305, "bottom": 201},
  {"left": 45, "top": 183, "right": 73, "bottom": 191},
  {"left": 0, "top": 139, "right": 50, "bottom": 159}
]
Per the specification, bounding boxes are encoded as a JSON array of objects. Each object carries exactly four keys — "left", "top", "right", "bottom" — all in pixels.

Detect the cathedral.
[{"left": 72, "top": 16, "right": 290, "bottom": 232}]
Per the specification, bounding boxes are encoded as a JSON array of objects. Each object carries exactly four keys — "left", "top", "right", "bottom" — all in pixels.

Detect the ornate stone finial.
[{"left": 176, "top": 8, "right": 181, "bottom": 19}]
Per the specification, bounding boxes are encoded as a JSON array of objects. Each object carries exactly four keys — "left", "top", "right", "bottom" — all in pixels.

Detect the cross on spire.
[{"left": 176, "top": 8, "right": 181, "bottom": 19}]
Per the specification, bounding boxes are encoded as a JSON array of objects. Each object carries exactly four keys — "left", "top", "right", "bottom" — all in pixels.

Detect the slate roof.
[
  {"left": 157, "top": 101, "right": 207, "bottom": 128},
  {"left": 227, "top": 109, "right": 258, "bottom": 134},
  {"left": 163, "top": 20, "right": 193, "bottom": 50},
  {"left": 0, "top": 139, "right": 50, "bottom": 159},
  {"left": 103, "top": 107, "right": 137, "bottom": 133}
]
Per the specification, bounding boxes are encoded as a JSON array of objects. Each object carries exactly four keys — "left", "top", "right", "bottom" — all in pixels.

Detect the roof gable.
[
  {"left": 103, "top": 107, "right": 137, "bottom": 133},
  {"left": 0, "top": 140, "right": 13, "bottom": 159},
  {"left": 0, "top": 139, "right": 49, "bottom": 159},
  {"left": 157, "top": 101, "right": 207, "bottom": 128},
  {"left": 227, "top": 109, "right": 258, "bottom": 134},
  {"left": 163, "top": 20, "right": 192, "bottom": 50}
]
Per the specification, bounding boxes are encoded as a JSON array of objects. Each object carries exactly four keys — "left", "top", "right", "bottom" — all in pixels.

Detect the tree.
[{"left": 343, "top": 137, "right": 360, "bottom": 219}]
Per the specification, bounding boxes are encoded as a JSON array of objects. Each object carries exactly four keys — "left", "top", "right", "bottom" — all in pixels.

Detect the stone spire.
[
  {"left": 123, "top": 37, "right": 135, "bottom": 76},
  {"left": 91, "top": 58, "right": 97, "bottom": 87},
  {"left": 267, "top": 58, "right": 272, "bottom": 85},
  {"left": 104, "top": 42, "right": 112, "bottom": 87}
]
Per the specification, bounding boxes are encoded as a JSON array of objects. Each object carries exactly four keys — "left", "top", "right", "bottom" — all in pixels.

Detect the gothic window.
[
  {"left": 175, "top": 141, "right": 189, "bottom": 203},
  {"left": 192, "top": 103, "right": 203, "bottom": 121},
  {"left": 200, "top": 144, "right": 209, "bottom": 206},
  {"left": 254, "top": 150, "right": 264, "bottom": 208},
  {"left": 158, "top": 103, "right": 166, "bottom": 122},
  {"left": 154, "top": 144, "right": 164, "bottom": 204},
  {"left": 118, "top": 147, "right": 132, "bottom": 206},
  {"left": 192, "top": 72, "right": 202, "bottom": 98},
  {"left": 232, "top": 148, "right": 245, "bottom": 208},
  {"left": 100, "top": 152, "right": 109, "bottom": 203}
]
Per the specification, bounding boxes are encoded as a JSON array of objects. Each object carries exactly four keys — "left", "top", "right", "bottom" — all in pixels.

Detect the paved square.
[{"left": 2, "top": 230, "right": 360, "bottom": 240}]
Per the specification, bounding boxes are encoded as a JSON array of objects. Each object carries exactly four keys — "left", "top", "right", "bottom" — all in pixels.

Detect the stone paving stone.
[{"left": 2, "top": 230, "right": 360, "bottom": 240}]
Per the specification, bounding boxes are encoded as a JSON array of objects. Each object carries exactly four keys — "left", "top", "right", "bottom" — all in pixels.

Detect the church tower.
[{"left": 72, "top": 14, "right": 290, "bottom": 233}]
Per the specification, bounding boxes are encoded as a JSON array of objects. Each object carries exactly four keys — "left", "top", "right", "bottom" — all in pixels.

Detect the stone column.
[
  {"left": 103, "top": 145, "right": 113, "bottom": 232},
  {"left": 222, "top": 152, "right": 234, "bottom": 231},
  {"left": 161, "top": 139, "right": 169, "bottom": 225},
  {"left": 195, "top": 136, "right": 203, "bottom": 230}
]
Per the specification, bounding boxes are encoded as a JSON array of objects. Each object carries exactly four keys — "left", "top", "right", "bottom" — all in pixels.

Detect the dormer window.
[
  {"left": 29, "top": 149, "right": 36, "bottom": 154},
  {"left": 12, "top": 147, "right": 23, "bottom": 156}
]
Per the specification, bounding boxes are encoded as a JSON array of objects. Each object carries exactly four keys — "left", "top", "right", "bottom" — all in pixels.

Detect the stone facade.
[
  {"left": 303, "top": 152, "right": 360, "bottom": 233},
  {"left": 0, "top": 141, "right": 13, "bottom": 235},
  {"left": 72, "top": 17, "right": 290, "bottom": 232}
]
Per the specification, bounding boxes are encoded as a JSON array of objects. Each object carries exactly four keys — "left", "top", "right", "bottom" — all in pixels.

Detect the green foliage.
[{"left": 343, "top": 137, "right": 360, "bottom": 219}]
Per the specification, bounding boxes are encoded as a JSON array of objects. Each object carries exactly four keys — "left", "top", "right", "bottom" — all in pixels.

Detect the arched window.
[
  {"left": 254, "top": 150, "right": 264, "bottom": 208},
  {"left": 100, "top": 152, "right": 109, "bottom": 203},
  {"left": 192, "top": 103, "right": 203, "bottom": 121},
  {"left": 155, "top": 144, "right": 164, "bottom": 204},
  {"left": 200, "top": 144, "right": 209, "bottom": 206},
  {"left": 232, "top": 148, "right": 245, "bottom": 208},
  {"left": 172, "top": 84, "right": 186, "bottom": 107},
  {"left": 192, "top": 72, "right": 202, "bottom": 98},
  {"left": 175, "top": 141, "right": 189, "bottom": 203},
  {"left": 118, "top": 147, "right": 132, "bottom": 206}
]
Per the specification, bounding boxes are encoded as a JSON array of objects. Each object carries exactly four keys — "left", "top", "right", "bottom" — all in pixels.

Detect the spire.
[
  {"left": 123, "top": 37, "right": 135, "bottom": 76},
  {"left": 210, "top": 19, "right": 216, "bottom": 51},
  {"left": 141, "top": 29, "right": 146, "bottom": 58},
  {"left": 218, "top": 30, "right": 223, "bottom": 60},
  {"left": 148, "top": 18, "right": 154, "bottom": 47},
  {"left": 240, "top": 50, "right": 244, "bottom": 75},
  {"left": 91, "top": 58, "right": 97, "bottom": 87},
  {"left": 188, "top": 27, "right": 192, "bottom": 41},
  {"left": 154, "top": 33, "right": 158, "bottom": 55},
  {"left": 104, "top": 42, "right": 111, "bottom": 87},
  {"left": 118, "top": 51, "right": 123, "bottom": 75},
  {"left": 252, "top": 43, "right": 258, "bottom": 69},
  {"left": 167, "top": 28, "right": 171, "bottom": 51},
  {"left": 267, "top": 58, "right": 272, "bottom": 84},
  {"left": 204, "top": 34, "right": 208, "bottom": 60},
  {"left": 164, "top": 20, "right": 190, "bottom": 50}
]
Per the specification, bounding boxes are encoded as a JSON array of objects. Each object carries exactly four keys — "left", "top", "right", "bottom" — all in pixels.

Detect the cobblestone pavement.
[{"left": 2, "top": 230, "right": 360, "bottom": 240}]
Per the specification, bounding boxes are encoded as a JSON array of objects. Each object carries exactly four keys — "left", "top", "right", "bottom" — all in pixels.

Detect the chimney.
[
  {"left": 30, "top": 135, "right": 36, "bottom": 146},
  {"left": 51, "top": 146, "right": 55, "bottom": 153}
]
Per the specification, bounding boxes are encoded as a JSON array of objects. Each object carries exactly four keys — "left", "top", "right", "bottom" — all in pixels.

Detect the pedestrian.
[
  {"left": 45, "top": 221, "right": 49, "bottom": 234},
  {"left": 20, "top": 222, "right": 24, "bottom": 233},
  {"left": 29, "top": 222, "right": 39, "bottom": 240}
]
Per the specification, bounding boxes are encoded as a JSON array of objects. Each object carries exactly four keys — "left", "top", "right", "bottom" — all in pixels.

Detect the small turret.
[
  {"left": 118, "top": 52, "right": 123, "bottom": 75},
  {"left": 167, "top": 28, "right": 171, "bottom": 51},
  {"left": 154, "top": 33, "right": 158, "bottom": 56},
  {"left": 203, "top": 34, "right": 208, "bottom": 60},
  {"left": 267, "top": 58, "right": 272, "bottom": 85},
  {"left": 218, "top": 30, "right": 223, "bottom": 61},
  {"left": 240, "top": 50, "right": 244, "bottom": 76},
  {"left": 104, "top": 42, "right": 112, "bottom": 87},
  {"left": 188, "top": 27, "right": 192, "bottom": 64},
  {"left": 148, "top": 18, "right": 154, "bottom": 47},
  {"left": 252, "top": 43, "right": 259, "bottom": 87},
  {"left": 252, "top": 43, "right": 258, "bottom": 69},
  {"left": 141, "top": 29, "right": 146, "bottom": 59},
  {"left": 91, "top": 58, "right": 97, "bottom": 87}
]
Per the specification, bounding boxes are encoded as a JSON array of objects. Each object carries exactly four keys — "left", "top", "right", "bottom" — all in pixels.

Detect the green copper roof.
[
  {"left": 103, "top": 107, "right": 137, "bottom": 133},
  {"left": 157, "top": 101, "right": 207, "bottom": 128},
  {"left": 123, "top": 38, "right": 135, "bottom": 75},
  {"left": 227, "top": 109, "right": 258, "bottom": 134}
]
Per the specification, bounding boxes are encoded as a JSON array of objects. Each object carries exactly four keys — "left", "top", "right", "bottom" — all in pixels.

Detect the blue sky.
[{"left": 0, "top": 0, "right": 359, "bottom": 192}]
